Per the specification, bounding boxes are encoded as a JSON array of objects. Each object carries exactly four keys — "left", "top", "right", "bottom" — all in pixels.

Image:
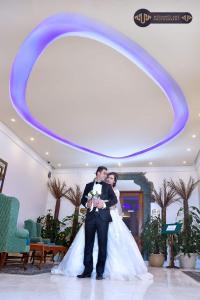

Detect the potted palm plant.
[
  {"left": 152, "top": 180, "right": 179, "bottom": 225},
  {"left": 168, "top": 177, "right": 200, "bottom": 268},
  {"left": 64, "top": 185, "right": 83, "bottom": 244},
  {"left": 175, "top": 206, "right": 200, "bottom": 268},
  {"left": 48, "top": 178, "right": 69, "bottom": 219},
  {"left": 141, "top": 216, "right": 166, "bottom": 267},
  {"left": 152, "top": 180, "right": 180, "bottom": 259}
]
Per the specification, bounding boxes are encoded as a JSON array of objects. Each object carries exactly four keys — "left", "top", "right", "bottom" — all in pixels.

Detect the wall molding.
[{"left": 53, "top": 165, "right": 196, "bottom": 176}]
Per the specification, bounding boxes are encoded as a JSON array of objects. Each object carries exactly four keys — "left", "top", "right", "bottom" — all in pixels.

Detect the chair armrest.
[{"left": 15, "top": 228, "right": 29, "bottom": 239}]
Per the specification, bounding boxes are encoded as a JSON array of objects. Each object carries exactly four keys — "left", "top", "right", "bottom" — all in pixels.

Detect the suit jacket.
[{"left": 81, "top": 181, "right": 117, "bottom": 222}]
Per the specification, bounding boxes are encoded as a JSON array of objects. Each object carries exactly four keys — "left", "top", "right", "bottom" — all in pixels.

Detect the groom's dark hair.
[{"left": 96, "top": 166, "right": 107, "bottom": 175}]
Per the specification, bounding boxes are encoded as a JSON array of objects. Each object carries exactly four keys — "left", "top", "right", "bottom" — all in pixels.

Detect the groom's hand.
[{"left": 96, "top": 199, "right": 105, "bottom": 209}]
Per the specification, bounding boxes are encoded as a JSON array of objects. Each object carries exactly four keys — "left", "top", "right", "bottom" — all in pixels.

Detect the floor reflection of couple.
[
  {"left": 52, "top": 166, "right": 153, "bottom": 281},
  {"left": 50, "top": 275, "right": 153, "bottom": 300}
]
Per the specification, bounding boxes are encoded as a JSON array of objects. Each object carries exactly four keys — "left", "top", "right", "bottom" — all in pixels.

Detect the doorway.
[
  {"left": 117, "top": 172, "right": 154, "bottom": 254},
  {"left": 120, "top": 191, "right": 144, "bottom": 249}
]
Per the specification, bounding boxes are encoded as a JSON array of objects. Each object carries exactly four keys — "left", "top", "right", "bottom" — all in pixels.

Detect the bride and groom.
[{"left": 52, "top": 166, "right": 153, "bottom": 281}]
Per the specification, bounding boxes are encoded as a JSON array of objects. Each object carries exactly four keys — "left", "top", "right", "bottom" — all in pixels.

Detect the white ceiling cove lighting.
[
  {"left": 9, "top": 13, "right": 189, "bottom": 159},
  {"left": 1, "top": 2, "right": 200, "bottom": 168}
]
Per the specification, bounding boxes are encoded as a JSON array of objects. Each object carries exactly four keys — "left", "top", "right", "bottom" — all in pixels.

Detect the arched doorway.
[{"left": 118, "top": 172, "right": 154, "bottom": 248}]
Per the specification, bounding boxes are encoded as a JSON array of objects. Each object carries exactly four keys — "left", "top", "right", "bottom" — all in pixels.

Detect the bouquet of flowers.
[{"left": 87, "top": 190, "right": 101, "bottom": 212}]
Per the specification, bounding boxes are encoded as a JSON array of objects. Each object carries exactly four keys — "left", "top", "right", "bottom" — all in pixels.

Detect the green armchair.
[
  {"left": 0, "top": 194, "right": 30, "bottom": 268},
  {"left": 24, "top": 219, "right": 50, "bottom": 244}
]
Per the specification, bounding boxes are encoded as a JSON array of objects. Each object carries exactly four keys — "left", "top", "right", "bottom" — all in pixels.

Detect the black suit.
[{"left": 81, "top": 181, "right": 117, "bottom": 275}]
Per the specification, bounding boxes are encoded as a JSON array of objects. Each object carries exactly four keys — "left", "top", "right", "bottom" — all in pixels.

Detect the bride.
[{"left": 51, "top": 172, "right": 153, "bottom": 281}]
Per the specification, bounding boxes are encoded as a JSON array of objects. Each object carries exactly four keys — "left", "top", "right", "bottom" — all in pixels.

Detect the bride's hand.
[{"left": 92, "top": 199, "right": 98, "bottom": 207}]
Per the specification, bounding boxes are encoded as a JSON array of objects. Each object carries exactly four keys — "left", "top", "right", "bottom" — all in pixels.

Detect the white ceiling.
[{"left": 0, "top": 0, "right": 200, "bottom": 168}]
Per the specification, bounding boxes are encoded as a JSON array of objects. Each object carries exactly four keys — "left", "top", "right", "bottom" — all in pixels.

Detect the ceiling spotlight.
[
  {"left": 10, "top": 118, "right": 16, "bottom": 122},
  {"left": 30, "top": 137, "right": 35, "bottom": 141},
  {"left": 183, "top": 161, "right": 187, "bottom": 164},
  {"left": 45, "top": 152, "right": 49, "bottom": 155},
  {"left": 85, "top": 163, "right": 89, "bottom": 167},
  {"left": 149, "top": 162, "right": 153, "bottom": 165},
  {"left": 186, "top": 148, "right": 191, "bottom": 152},
  {"left": 57, "top": 163, "right": 61, "bottom": 167},
  {"left": 192, "top": 134, "right": 196, "bottom": 138}
]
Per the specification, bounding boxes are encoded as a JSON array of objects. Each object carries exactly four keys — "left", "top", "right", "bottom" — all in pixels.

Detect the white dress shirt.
[{"left": 87, "top": 181, "right": 106, "bottom": 210}]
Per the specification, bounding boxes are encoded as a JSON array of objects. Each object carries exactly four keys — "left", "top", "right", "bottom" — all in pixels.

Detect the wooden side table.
[{"left": 30, "top": 243, "right": 67, "bottom": 269}]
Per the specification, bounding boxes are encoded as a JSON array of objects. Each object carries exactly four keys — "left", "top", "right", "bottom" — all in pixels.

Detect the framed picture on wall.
[{"left": 0, "top": 158, "right": 8, "bottom": 193}]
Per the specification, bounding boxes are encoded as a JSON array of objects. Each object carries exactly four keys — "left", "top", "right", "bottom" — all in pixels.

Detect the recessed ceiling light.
[
  {"left": 183, "top": 161, "right": 187, "bottom": 164},
  {"left": 85, "top": 163, "right": 89, "bottom": 167},
  {"left": 198, "top": 113, "right": 200, "bottom": 117},
  {"left": 57, "top": 163, "right": 61, "bottom": 167},
  {"left": 192, "top": 134, "right": 196, "bottom": 138},
  {"left": 186, "top": 148, "right": 191, "bottom": 152},
  {"left": 10, "top": 118, "right": 16, "bottom": 122},
  {"left": 45, "top": 152, "right": 49, "bottom": 155},
  {"left": 30, "top": 137, "right": 35, "bottom": 141},
  {"left": 149, "top": 162, "right": 153, "bottom": 165}
]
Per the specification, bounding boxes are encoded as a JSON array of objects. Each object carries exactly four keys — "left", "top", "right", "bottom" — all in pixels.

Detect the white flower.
[
  {"left": 88, "top": 190, "right": 100, "bottom": 199},
  {"left": 87, "top": 192, "right": 93, "bottom": 199}
]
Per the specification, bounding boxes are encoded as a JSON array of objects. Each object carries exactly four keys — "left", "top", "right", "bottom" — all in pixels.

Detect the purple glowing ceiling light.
[{"left": 10, "top": 13, "right": 189, "bottom": 159}]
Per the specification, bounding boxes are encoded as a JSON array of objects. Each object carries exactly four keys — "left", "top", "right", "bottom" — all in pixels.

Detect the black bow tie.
[{"left": 95, "top": 181, "right": 103, "bottom": 185}]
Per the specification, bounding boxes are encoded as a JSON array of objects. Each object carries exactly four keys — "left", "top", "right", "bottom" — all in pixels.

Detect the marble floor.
[{"left": 0, "top": 268, "right": 199, "bottom": 300}]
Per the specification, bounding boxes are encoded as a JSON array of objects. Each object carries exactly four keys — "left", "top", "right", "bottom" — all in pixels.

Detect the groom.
[{"left": 77, "top": 166, "right": 117, "bottom": 280}]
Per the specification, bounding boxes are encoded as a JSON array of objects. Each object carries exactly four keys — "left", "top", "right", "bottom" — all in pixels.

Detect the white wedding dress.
[{"left": 51, "top": 188, "right": 153, "bottom": 281}]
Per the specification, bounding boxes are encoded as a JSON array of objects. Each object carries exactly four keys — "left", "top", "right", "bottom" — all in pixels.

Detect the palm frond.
[
  {"left": 168, "top": 177, "right": 200, "bottom": 201},
  {"left": 64, "top": 185, "right": 82, "bottom": 207},
  {"left": 152, "top": 179, "right": 179, "bottom": 209},
  {"left": 48, "top": 178, "right": 69, "bottom": 199},
  {"left": 152, "top": 187, "right": 163, "bottom": 208}
]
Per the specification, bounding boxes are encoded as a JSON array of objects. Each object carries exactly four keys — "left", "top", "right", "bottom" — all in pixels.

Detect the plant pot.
[
  {"left": 149, "top": 253, "right": 165, "bottom": 267},
  {"left": 179, "top": 253, "right": 197, "bottom": 269}
]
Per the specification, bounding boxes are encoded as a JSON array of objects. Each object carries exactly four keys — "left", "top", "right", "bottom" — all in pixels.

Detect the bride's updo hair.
[{"left": 107, "top": 172, "right": 118, "bottom": 187}]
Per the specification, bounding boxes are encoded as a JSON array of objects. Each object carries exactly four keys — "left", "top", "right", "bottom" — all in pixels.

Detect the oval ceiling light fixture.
[{"left": 10, "top": 13, "right": 189, "bottom": 159}]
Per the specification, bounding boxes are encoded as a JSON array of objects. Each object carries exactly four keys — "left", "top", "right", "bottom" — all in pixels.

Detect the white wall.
[
  {"left": 0, "top": 122, "right": 50, "bottom": 227},
  {"left": 47, "top": 165, "right": 200, "bottom": 222},
  {"left": 195, "top": 151, "right": 200, "bottom": 208}
]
